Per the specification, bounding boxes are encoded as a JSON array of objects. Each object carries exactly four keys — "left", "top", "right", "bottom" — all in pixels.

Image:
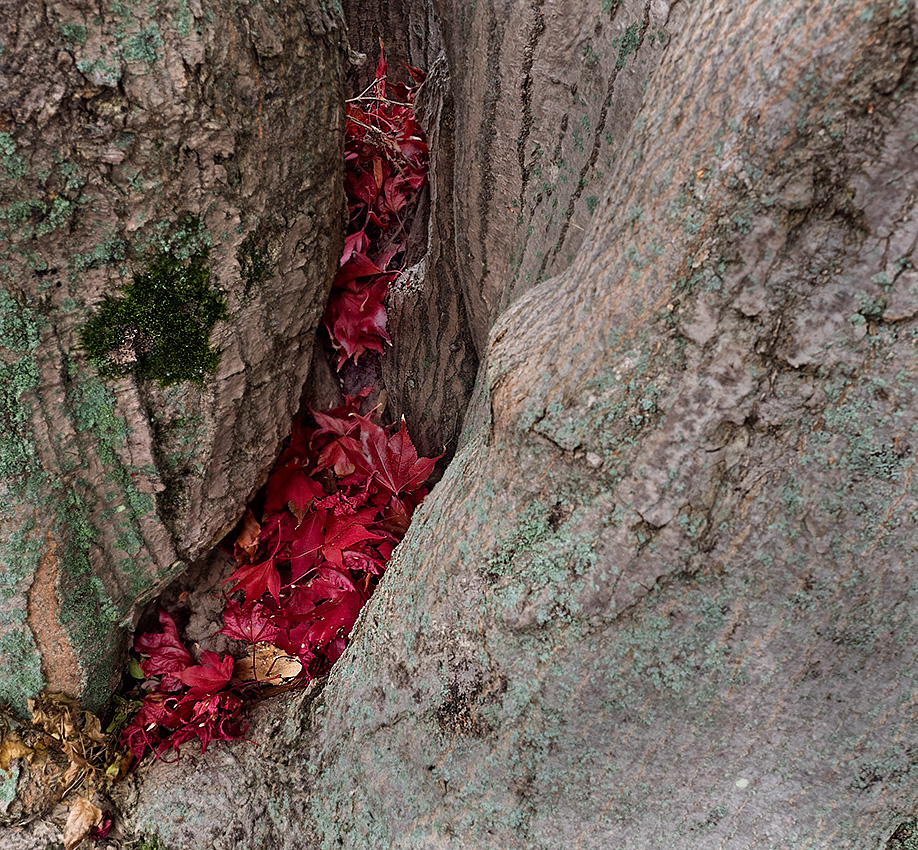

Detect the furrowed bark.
[
  {"left": 0, "top": 0, "right": 345, "bottom": 714},
  {"left": 120, "top": 0, "right": 918, "bottom": 848}
]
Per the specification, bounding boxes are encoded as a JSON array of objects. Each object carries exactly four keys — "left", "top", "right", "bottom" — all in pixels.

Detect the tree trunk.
[
  {"left": 10, "top": 0, "right": 918, "bottom": 847},
  {"left": 0, "top": 0, "right": 346, "bottom": 714}
]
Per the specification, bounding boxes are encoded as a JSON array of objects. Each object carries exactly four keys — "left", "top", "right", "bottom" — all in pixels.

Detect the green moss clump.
[{"left": 79, "top": 239, "right": 228, "bottom": 387}]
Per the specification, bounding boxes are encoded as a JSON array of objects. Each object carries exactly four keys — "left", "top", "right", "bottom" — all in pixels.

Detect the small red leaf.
[
  {"left": 219, "top": 598, "right": 281, "bottom": 644},
  {"left": 135, "top": 610, "right": 192, "bottom": 682},
  {"left": 177, "top": 651, "right": 234, "bottom": 699},
  {"left": 224, "top": 526, "right": 282, "bottom": 603}
]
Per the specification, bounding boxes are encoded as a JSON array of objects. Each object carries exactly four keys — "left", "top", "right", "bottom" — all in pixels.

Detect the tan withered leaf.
[
  {"left": 29, "top": 692, "right": 80, "bottom": 739},
  {"left": 63, "top": 795, "right": 102, "bottom": 850},
  {"left": 80, "top": 713, "right": 106, "bottom": 746},
  {"left": 0, "top": 732, "right": 33, "bottom": 774},
  {"left": 234, "top": 508, "right": 262, "bottom": 562},
  {"left": 234, "top": 643, "right": 303, "bottom": 684},
  {"left": 60, "top": 759, "right": 82, "bottom": 790}
]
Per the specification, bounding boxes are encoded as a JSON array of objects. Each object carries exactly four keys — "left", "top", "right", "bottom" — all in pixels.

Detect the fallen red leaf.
[
  {"left": 135, "top": 609, "right": 192, "bottom": 688},
  {"left": 224, "top": 524, "right": 282, "bottom": 603},
  {"left": 177, "top": 651, "right": 234, "bottom": 699},
  {"left": 219, "top": 598, "right": 281, "bottom": 645}
]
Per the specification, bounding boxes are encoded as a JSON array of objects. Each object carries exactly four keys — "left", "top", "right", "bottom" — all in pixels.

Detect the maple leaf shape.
[
  {"left": 333, "top": 252, "right": 384, "bottom": 286},
  {"left": 342, "top": 545, "right": 387, "bottom": 576},
  {"left": 321, "top": 507, "right": 385, "bottom": 568},
  {"left": 324, "top": 276, "right": 392, "bottom": 369},
  {"left": 263, "top": 466, "right": 324, "bottom": 521},
  {"left": 316, "top": 434, "right": 362, "bottom": 477},
  {"left": 224, "top": 523, "right": 282, "bottom": 603},
  {"left": 288, "top": 507, "right": 328, "bottom": 582},
  {"left": 165, "top": 691, "right": 246, "bottom": 755},
  {"left": 296, "top": 595, "right": 362, "bottom": 649},
  {"left": 340, "top": 230, "right": 369, "bottom": 266},
  {"left": 120, "top": 694, "right": 177, "bottom": 761},
  {"left": 135, "top": 609, "right": 192, "bottom": 683},
  {"left": 177, "top": 651, "right": 234, "bottom": 699},
  {"left": 351, "top": 417, "right": 439, "bottom": 496},
  {"left": 278, "top": 568, "right": 364, "bottom": 656},
  {"left": 219, "top": 598, "right": 281, "bottom": 645},
  {"left": 309, "top": 389, "right": 371, "bottom": 439}
]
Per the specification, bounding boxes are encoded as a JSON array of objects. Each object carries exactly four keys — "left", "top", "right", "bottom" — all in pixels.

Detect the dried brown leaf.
[
  {"left": 0, "top": 733, "right": 33, "bottom": 774},
  {"left": 63, "top": 795, "right": 102, "bottom": 850},
  {"left": 81, "top": 713, "right": 106, "bottom": 746},
  {"left": 234, "top": 643, "right": 303, "bottom": 684},
  {"left": 60, "top": 759, "right": 82, "bottom": 790}
]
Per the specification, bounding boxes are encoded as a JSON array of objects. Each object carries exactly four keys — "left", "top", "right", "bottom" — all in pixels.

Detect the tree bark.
[
  {"left": 0, "top": 0, "right": 345, "bottom": 713},
  {"left": 10, "top": 0, "right": 918, "bottom": 847}
]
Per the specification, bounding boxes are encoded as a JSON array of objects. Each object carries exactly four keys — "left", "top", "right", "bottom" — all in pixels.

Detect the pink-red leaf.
[
  {"left": 351, "top": 417, "right": 439, "bottom": 496},
  {"left": 135, "top": 610, "right": 192, "bottom": 682},
  {"left": 321, "top": 507, "right": 385, "bottom": 568},
  {"left": 224, "top": 529, "right": 282, "bottom": 604},
  {"left": 177, "top": 651, "right": 234, "bottom": 699},
  {"left": 263, "top": 467, "right": 324, "bottom": 519},
  {"left": 219, "top": 598, "right": 281, "bottom": 644}
]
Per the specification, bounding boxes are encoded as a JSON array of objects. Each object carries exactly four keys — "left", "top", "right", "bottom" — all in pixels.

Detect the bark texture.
[
  {"left": 120, "top": 0, "right": 918, "bottom": 847},
  {"left": 7, "top": 0, "right": 918, "bottom": 847},
  {"left": 0, "top": 0, "right": 345, "bottom": 713}
]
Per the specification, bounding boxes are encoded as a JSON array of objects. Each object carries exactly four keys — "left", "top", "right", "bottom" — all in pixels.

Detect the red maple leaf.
[
  {"left": 324, "top": 276, "right": 392, "bottom": 369},
  {"left": 165, "top": 691, "right": 246, "bottom": 755},
  {"left": 321, "top": 507, "right": 385, "bottom": 568},
  {"left": 135, "top": 609, "right": 192, "bottom": 687},
  {"left": 263, "top": 466, "right": 324, "bottom": 521},
  {"left": 224, "top": 523, "right": 282, "bottom": 603},
  {"left": 288, "top": 593, "right": 363, "bottom": 651},
  {"left": 277, "top": 567, "right": 365, "bottom": 655},
  {"left": 288, "top": 507, "right": 328, "bottom": 582},
  {"left": 349, "top": 417, "right": 439, "bottom": 496},
  {"left": 177, "top": 651, "right": 234, "bottom": 699},
  {"left": 219, "top": 598, "right": 281, "bottom": 644},
  {"left": 316, "top": 434, "right": 363, "bottom": 477}
]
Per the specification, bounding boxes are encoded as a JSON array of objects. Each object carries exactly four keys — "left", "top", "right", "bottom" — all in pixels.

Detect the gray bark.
[
  {"left": 8, "top": 0, "right": 918, "bottom": 847},
  {"left": 0, "top": 0, "right": 345, "bottom": 712}
]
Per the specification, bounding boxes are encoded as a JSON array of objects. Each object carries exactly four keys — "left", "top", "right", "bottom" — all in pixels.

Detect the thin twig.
[
  {"left": 351, "top": 74, "right": 388, "bottom": 101},
  {"left": 346, "top": 94, "right": 416, "bottom": 109}
]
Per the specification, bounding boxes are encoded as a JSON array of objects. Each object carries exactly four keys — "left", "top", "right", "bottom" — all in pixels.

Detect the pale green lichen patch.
[
  {"left": 0, "top": 630, "right": 46, "bottom": 715},
  {"left": 0, "top": 284, "right": 166, "bottom": 711}
]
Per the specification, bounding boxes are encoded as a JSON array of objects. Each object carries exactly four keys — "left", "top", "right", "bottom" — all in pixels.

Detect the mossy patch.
[{"left": 79, "top": 220, "right": 228, "bottom": 386}]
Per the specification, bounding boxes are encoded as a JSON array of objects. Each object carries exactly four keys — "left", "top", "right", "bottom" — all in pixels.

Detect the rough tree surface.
[
  {"left": 0, "top": 0, "right": 345, "bottom": 717},
  {"left": 8, "top": 0, "right": 918, "bottom": 847}
]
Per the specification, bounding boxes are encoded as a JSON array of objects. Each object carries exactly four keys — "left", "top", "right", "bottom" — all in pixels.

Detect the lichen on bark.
[{"left": 0, "top": 0, "right": 347, "bottom": 714}]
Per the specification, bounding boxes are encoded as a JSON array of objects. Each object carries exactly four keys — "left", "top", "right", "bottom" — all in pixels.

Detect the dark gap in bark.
[{"left": 122, "top": 22, "right": 474, "bottom": 756}]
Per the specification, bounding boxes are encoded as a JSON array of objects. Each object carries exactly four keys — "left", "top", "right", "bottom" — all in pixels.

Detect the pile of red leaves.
[
  {"left": 221, "top": 396, "right": 437, "bottom": 672},
  {"left": 121, "top": 610, "right": 245, "bottom": 762},
  {"left": 122, "top": 48, "right": 432, "bottom": 765},
  {"left": 123, "top": 398, "right": 438, "bottom": 761},
  {"left": 323, "top": 47, "right": 428, "bottom": 368}
]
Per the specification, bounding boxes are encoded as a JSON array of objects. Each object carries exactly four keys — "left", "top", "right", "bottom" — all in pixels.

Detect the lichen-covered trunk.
[
  {"left": 13, "top": 0, "right": 912, "bottom": 846},
  {"left": 0, "top": 0, "right": 346, "bottom": 714}
]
